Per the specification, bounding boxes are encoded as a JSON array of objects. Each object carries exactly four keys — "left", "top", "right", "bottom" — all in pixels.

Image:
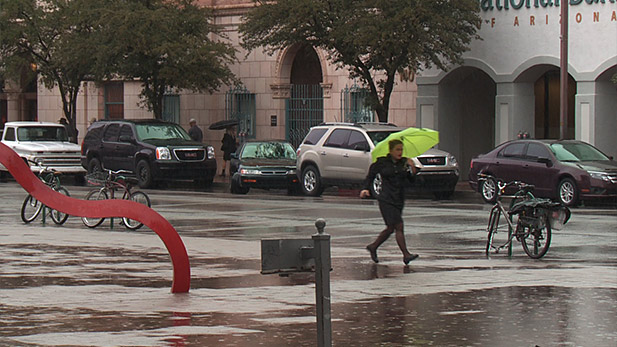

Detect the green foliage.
[
  {"left": 91, "top": 0, "right": 237, "bottom": 119},
  {"left": 240, "top": 0, "right": 481, "bottom": 122},
  {"left": 1, "top": 0, "right": 237, "bottom": 123},
  {"left": 0, "top": 0, "right": 100, "bottom": 141}
]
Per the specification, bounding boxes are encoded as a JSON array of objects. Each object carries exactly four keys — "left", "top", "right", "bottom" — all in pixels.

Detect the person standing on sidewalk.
[
  {"left": 359, "top": 139, "right": 419, "bottom": 265},
  {"left": 188, "top": 118, "right": 203, "bottom": 143}
]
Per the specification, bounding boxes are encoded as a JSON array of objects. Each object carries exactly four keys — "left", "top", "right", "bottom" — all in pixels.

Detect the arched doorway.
[
  {"left": 534, "top": 71, "right": 576, "bottom": 139},
  {"left": 438, "top": 67, "right": 496, "bottom": 179},
  {"left": 285, "top": 45, "right": 324, "bottom": 147}
]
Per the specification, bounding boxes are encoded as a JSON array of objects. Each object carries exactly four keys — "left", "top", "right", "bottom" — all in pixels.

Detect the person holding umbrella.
[
  {"left": 359, "top": 127, "right": 438, "bottom": 265},
  {"left": 220, "top": 126, "right": 237, "bottom": 177}
]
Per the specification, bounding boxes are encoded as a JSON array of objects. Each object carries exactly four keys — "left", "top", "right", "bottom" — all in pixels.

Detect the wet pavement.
[{"left": 1, "top": 180, "right": 616, "bottom": 346}]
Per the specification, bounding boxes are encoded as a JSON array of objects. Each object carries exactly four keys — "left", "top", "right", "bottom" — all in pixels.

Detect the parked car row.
[
  {"left": 5, "top": 119, "right": 615, "bottom": 207},
  {"left": 228, "top": 122, "right": 460, "bottom": 198}
]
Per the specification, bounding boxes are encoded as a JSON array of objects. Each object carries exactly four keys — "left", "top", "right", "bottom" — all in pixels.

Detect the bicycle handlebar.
[
  {"left": 27, "top": 159, "right": 59, "bottom": 175},
  {"left": 477, "top": 173, "right": 534, "bottom": 195}
]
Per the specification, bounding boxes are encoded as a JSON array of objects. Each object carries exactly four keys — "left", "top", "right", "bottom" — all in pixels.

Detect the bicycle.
[
  {"left": 21, "top": 161, "right": 70, "bottom": 225},
  {"left": 82, "top": 169, "right": 151, "bottom": 230},
  {"left": 479, "top": 173, "right": 570, "bottom": 259}
]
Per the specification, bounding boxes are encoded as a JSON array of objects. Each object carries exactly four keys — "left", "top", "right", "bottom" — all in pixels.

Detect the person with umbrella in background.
[
  {"left": 220, "top": 125, "right": 237, "bottom": 177},
  {"left": 209, "top": 119, "right": 240, "bottom": 177},
  {"left": 359, "top": 127, "right": 439, "bottom": 265}
]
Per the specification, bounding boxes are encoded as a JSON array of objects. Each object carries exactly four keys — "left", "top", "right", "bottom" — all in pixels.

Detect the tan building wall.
[{"left": 27, "top": 0, "right": 418, "bottom": 168}]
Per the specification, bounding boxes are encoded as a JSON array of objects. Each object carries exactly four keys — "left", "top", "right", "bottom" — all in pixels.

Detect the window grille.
[
  {"left": 341, "top": 84, "right": 374, "bottom": 123},
  {"left": 225, "top": 86, "right": 256, "bottom": 139}
]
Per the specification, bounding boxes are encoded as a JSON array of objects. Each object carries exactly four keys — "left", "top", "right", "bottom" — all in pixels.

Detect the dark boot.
[{"left": 366, "top": 227, "right": 393, "bottom": 263}]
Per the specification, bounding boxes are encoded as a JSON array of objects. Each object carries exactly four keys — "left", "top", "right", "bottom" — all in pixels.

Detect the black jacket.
[{"left": 363, "top": 154, "right": 415, "bottom": 207}]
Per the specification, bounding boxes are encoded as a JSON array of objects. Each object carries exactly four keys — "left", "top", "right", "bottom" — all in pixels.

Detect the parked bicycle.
[
  {"left": 82, "top": 169, "right": 151, "bottom": 230},
  {"left": 21, "top": 160, "right": 70, "bottom": 225},
  {"left": 479, "top": 173, "right": 570, "bottom": 259}
]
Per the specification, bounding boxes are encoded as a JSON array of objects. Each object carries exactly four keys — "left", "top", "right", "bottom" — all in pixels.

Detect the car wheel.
[
  {"left": 370, "top": 173, "right": 382, "bottom": 198},
  {"left": 481, "top": 176, "right": 498, "bottom": 204},
  {"left": 301, "top": 165, "right": 323, "bottom": 197},
  {"left": 88, "top": 157, "right": 102, "bottom": 174},
  {"left": 557, "top": 178, "right": 578, "bottom": 207},
  {"left": 136, "top": 159, "right": 153, "bottom": 189}
]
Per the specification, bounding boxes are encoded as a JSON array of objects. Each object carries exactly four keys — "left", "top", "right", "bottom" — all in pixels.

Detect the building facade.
[
  {"left": 417, "top": 1, "right": 617, "bottom": 177},
  {"left": 2, "top": 1, "right": 615, "bottom": 179}
]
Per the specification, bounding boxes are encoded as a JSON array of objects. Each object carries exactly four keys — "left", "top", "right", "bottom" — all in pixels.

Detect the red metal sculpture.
[{"left": 0, "top": 142, "right": 191, "bottom": 293}]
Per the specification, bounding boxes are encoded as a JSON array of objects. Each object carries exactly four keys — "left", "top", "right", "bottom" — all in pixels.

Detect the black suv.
[{"left": 81, "top": 119, "right": 216, "bottom": 188}]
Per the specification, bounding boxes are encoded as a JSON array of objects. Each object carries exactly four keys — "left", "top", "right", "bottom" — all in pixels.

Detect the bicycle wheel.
[
  {"left": 50, "top": 187, "right": 70, "bottom": 225},
  {"left": 122, "top": 190, "right": 151, "bottom": 230},
  {"left": 82, "top": 189, "right": 108, "bottom": 228},
  {"left": 520, "top": 215, "right": 552, "bottom": 259},
  {"left": 21, "top": 195, "right": 43, "bottom": 223},
  {"left": 485, "top": 206, "right": 512, "bottom": 256}
]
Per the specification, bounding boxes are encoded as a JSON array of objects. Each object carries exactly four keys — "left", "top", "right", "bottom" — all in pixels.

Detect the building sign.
[
  {"left": 480, "top": 0, "right": 616, "bottom": 12},
  {"left": 480, "top": 0, "right": 617, "bottom": 27}
]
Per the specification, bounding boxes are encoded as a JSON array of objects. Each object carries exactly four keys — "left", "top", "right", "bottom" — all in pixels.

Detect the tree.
[
  {"left": 0, "top": 0, "right": 99, "bottom": 143},
  {"left": 240, "top": 0, "right": 481, "bottom": 122},
  {"left": 93, "top": 0, "right": 237, "bottom": 119}
]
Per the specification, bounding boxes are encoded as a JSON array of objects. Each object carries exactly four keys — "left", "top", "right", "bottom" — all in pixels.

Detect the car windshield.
[
  {"left": 550, "top": 142, "right": 609, "bottom": 162},
  {"left": 241, "top": 142, "right": 296, "bottom": 160},
  {"left": 366, "top": 130, "right": 397, "bottom": 145},
  {"left": 135, "top": 124, "right": 191, "bottom": 141},
  {"left": 17, "top": 126, "right": 68, "bottom": 142}
]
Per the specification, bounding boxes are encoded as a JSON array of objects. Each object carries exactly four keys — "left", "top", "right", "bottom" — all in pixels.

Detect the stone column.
[
  {"left": 495, "top": 82, "right": 535, "bottom": 145},
  {"left": 416, "top": 84, "right": 439, "bottom": 130},
  {"left": 5, "top": 81, "right": 21, "bottom": 121},
  {"left": 576, "top": 80, "right": 617, "bottom": 158}
]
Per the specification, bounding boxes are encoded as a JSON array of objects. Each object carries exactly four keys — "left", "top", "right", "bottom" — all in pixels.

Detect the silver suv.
[{"left": 296, "top": 123, "right": 460, "bottom": 198}]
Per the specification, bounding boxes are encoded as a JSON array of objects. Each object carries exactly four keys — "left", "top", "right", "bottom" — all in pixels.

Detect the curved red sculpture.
[{"left": 0, "top": 142, "right": 190, "bottom": 293}]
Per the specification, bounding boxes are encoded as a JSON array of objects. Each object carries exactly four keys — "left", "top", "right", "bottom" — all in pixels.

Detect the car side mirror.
[
  {"left": 537, "top": 157, "right": 552, "bottom": 166},
  {"left": 231, "top": 153, "right": 238, "bottom": 159}
]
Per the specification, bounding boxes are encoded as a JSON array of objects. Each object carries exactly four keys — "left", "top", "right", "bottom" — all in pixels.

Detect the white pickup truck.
[{"left": 0, "top": 121, "right": 86, "bottom": 179}]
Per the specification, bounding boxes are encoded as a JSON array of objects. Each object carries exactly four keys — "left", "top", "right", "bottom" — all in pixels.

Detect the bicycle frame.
[
  {"left": 484, "top": 177, "right": 537, "bottom": 256},
  {"left": 83, "top": 168, "right": 149, "bottom": 230},
  {"left": 21, "top": 160, "right": 69, "bottom": 225}
]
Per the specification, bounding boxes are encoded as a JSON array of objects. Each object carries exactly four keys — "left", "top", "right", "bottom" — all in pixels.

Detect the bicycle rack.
[{"left": 0, "top": 142, "right": 191, "bottom": 293}]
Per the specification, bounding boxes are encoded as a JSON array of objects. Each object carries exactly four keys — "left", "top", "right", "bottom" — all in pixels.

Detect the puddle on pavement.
[{"left": 2, "top": 287, "right": 615, "bottom": 346}]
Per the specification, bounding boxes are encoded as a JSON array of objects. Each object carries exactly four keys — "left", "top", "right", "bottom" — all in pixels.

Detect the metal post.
[
  {"left": 312, "top": 218, "right": 332, "bottom": 347},
  {"left": 559, "top": 0, "right": 569, "bottom": 139}
]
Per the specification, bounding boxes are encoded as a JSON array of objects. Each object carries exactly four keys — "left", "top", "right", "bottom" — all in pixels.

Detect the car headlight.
[
  {"left": 589, "top": 171, "right": 610, "bottom": 182},
  {"left": 287, "top": 169, "right": 296, "bottom": 175},
  {"left": 156, "top": 147, "right": 171, "bottom": 160},
  {"left": 207, "top": 146, "right": 215, "bottom": 160},
  {"left": 240, "top": 168, "right": 261, "bottom": 175},
  {"left": 448, "top": 155, "right": 458, "bottom": 167}
]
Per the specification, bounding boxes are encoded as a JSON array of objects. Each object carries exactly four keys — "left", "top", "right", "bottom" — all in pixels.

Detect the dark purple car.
[{"left": 469, "top": 139, "right": 617, "bottom": 206}]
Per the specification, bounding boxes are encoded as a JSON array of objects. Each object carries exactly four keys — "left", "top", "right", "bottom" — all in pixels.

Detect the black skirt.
[{"left": 379, "top": 201, "right": 403, "bottom": 226}]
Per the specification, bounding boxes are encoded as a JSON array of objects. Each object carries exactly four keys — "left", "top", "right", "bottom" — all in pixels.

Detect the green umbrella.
[{"left": 371, "top": 127, "right": 439, "bottom": 162}]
